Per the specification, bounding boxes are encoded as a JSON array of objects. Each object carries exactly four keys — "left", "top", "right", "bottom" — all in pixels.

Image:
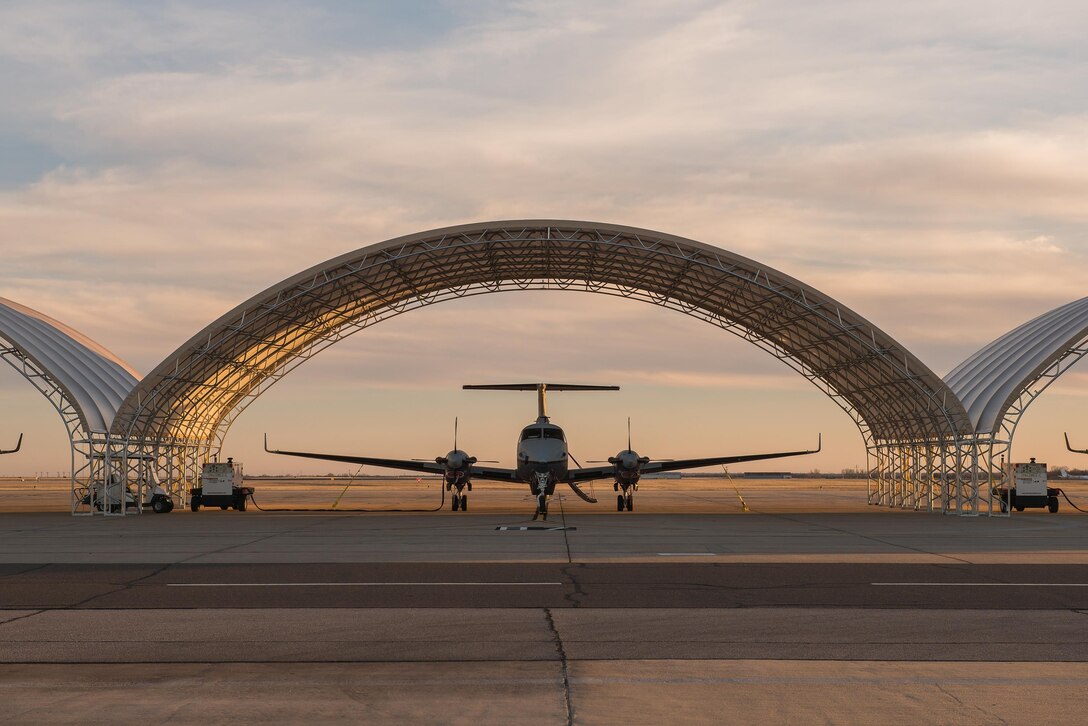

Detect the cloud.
[{"left": 2, "top": 0, "right": 1088, "bottom": 471}]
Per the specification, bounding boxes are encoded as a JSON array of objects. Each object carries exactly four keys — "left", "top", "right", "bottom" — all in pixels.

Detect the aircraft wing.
[
  {"left": 461, "top": 465, "right": 522, "bottom": 483},
  {"left": 568, "top": 437, "right": 820, "bottom": 484},
  {"left": 264, "top": 438, "right": 521, "bottom": 482},
  {"left": 0, "top": 434, "right": 22, "bottom": 455}
]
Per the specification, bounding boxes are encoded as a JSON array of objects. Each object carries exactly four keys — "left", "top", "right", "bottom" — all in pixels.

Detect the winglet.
[
  {"left": 1065, "top": 432, "right": 1087, "bottom": 454},
  {"left": 0, "top": 434, "right": 21, "bottom": 455}
]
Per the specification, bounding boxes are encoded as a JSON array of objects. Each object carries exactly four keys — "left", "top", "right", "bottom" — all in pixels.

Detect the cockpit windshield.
[{"left": 520, "top": 428, "right": 565, "bottom": 441}]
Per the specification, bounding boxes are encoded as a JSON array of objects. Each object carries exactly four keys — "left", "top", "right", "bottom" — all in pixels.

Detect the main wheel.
[
  {"left": 451, "top": 494, "right": 460, "bottom": 511},
  {"left": 190, "top": 495, "right": 201, "bottom": 512},
  {"left": 625, "top": 495, "right": 634, "bottom": 511},
  {"left": 460, "top": 494, "right": 468, "bottom": 511},
  {"left": 617, "top": 494, "right": 625, "bottom": 511},
  {"left": 1048, "top": 496, "right": 1059, "bottom": 513}
]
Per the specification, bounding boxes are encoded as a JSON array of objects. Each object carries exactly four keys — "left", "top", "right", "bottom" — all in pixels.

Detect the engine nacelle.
[
  {"left": 608, "top": 449, "right": 649, "bottom": 489},
  {"left": 437, "top": 449, "right": 476, "bottom": 490}
]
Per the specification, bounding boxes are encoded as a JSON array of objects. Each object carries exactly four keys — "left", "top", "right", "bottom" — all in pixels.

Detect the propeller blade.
[
  {"left": 454, "top": 417, "right": 458, "bottom": 451},
  {"left": 627, "top": 416, "right": 631, "bottom": 451}
]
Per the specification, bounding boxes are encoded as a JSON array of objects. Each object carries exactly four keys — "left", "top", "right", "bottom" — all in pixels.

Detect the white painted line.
[
  {"left": 167, "top": 582, "right": 564, "bottom": 587},
  {"left": 872, "top": 582, "right": 1088, "bottom": 587},
  {"left": 657, "top": 553, "right": 715, "bottom": 556}
]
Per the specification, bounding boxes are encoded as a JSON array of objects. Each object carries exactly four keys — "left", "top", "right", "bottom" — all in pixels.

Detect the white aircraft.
[
  {"left": 266, "top": 383, "right": 820, "bottom": 519},
  {"left": 0, "top": 434, "right": 21, "bottom": 455}
]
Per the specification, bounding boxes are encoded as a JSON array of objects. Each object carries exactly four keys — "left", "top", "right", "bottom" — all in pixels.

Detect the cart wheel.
[
  {"left": 1048, "top": 496, "right": 1059, "bottom": 513},
  {"left": 152, "top": 497, "right": 170, "bottom": 514},
  {"left": 190, "top": 496, "right": 201, "bottom": 513}
]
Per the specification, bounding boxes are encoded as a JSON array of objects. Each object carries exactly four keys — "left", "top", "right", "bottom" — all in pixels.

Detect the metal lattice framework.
[
  {"left": 7, "top": 224, "right": 1088, "bottom": 518},
  {"left": 109, "top": 220, "right": 979, "bottom": 509},
  {"left": 939, "top": 296, "right": 1088, "bottom": 515},
  {"left": 0, "top": 297, "right": 144, "bottom": 515}
]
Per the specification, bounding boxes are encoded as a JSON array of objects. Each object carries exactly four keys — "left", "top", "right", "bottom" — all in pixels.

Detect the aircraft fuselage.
[{"left": 516, "top": 418, "right": 568, "bottom": 495}]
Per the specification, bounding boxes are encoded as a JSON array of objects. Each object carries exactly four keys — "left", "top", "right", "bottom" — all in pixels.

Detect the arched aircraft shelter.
[
  {"left": 108, "top": 221, "right": 976, "bottom": 512},
  {"left": 3, "top": 221, "right": 1087, "bottom": 516}
]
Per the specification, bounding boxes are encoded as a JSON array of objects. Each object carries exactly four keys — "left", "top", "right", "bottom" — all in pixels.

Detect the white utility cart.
[{"left": 190, "top": 458, "right": 253, "bottom": 512}]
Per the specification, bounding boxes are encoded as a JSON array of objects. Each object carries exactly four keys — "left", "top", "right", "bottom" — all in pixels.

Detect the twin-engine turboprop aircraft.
[
  {"left": 265, "top": 383, "right": 820, "bottom": 519},
  {"left": 1, "top": 434, "right": 22, "bottom": 455}
]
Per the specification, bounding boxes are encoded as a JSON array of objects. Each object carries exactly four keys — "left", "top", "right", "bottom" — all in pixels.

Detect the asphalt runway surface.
[
  {"left": 5, "top": 562, "right": 1088, "bottom": 609},
  {"left": 4, "top": 480, "right": 1088, "bottom": 723}
]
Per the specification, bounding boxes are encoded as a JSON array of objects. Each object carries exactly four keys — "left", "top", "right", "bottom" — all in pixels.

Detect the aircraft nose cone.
[{"left": 447, "top": 451, "right": 464, "bottom": 468}]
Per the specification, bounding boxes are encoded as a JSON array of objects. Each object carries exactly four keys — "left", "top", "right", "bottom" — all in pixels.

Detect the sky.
[{"left": 1, "top": 0, "right": 1087, "bottom": 476}]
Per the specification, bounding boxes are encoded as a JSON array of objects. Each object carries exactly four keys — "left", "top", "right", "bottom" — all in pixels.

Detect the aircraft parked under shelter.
[{"left": 266, "top": 383, "right": 820, "bottom": 519}]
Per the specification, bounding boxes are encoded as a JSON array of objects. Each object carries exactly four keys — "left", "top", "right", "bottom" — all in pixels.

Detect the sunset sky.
[{"left": 2, "top": 1, "right": 1087, "bottom": 475}]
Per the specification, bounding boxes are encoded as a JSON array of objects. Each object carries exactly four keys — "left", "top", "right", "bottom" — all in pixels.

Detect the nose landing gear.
[{"left": 533, "top": 493, "right": 549, "bottom": 520}]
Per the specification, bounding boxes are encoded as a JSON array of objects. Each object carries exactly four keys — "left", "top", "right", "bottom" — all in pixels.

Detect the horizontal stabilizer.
[
  {"left": 465, "top": 383, "right": 619, "bottom": 420},
  {"left": 463, "top": 384, "right": 619, "bottom": 391}
]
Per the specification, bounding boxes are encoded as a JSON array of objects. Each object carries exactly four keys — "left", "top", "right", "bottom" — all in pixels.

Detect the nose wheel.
[{"left": 533, "top": 493, "right": 549, "bottom": 521}]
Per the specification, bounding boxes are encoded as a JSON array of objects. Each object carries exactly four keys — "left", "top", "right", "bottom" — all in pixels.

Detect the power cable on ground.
[{"left": 1055, "top": 487, "right": 1088, "bottom": 513}]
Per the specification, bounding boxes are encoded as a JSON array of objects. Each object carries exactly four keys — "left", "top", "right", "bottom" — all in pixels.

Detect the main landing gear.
[
  {"left": 451, "top": 490, "right": 468, "bottom": 511},
  {"left": 615, "top": 485, "right": 634, "bottom": 511}
]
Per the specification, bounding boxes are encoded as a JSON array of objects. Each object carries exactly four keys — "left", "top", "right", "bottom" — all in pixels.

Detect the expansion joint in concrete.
[{"left": 544, "top": 607, "right": 574, "bottom": 726}]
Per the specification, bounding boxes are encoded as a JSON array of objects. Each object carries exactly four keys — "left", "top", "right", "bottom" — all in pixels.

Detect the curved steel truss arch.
[{"left": 112, "top": 222, "right": 972, "bottom": 457}]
